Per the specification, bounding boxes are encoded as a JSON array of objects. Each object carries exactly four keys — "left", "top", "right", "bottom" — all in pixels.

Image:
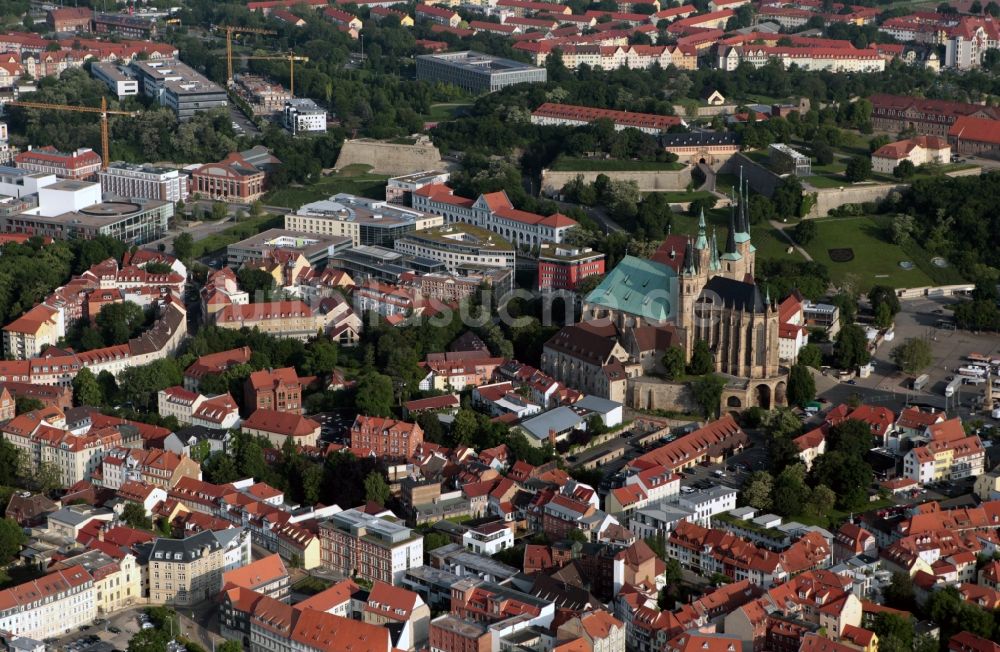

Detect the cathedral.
[{"left": 576, "top": 182, "right": 786, "bottom": 409}]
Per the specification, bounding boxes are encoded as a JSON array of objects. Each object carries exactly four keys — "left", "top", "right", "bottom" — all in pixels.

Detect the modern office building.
[
  {"left": 284, "top": 193, "right": 443, "bottom": 246},
  {"left": 394, "top": 223, "right": 516, "bottom": 273},
  {"left": 415, "top": 50, "right": 546, "bottom": 93},
  {"left": 318, "top": 508, "right": 424, "bottom": 585},
  {"left": 0, "top": 199, "right": 172, "bottom": 245},
  {"left": 283, "top": 98, "right": 328, "bottom": 135},
  {"left": 225, "top": 229, "right": 351, "bottom": 266},
  {"left": 129, "top": 59, "right": 228, "bottom": 120},
  {"left": 329, "top": 245, "right": 446, "bottom": 284},
  {"left": 98, "top": 162, "right": 188, "bottom": 203},
  {"left": 90, "top": 62, "right": 139, "bottom": 99}
]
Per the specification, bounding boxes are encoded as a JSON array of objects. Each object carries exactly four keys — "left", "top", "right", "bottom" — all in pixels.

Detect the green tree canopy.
[{"left": 890, "top": 337, "right": 933, "bottom": 375}]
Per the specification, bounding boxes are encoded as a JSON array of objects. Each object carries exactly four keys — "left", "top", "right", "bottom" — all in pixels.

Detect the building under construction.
[{"left": 232, "top": 73, "right": 291, "bottom": 116}]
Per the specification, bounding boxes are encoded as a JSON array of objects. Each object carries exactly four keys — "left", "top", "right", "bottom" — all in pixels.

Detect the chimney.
[{"left": 549, "top": 429, "right": 557, "bottom": 447}]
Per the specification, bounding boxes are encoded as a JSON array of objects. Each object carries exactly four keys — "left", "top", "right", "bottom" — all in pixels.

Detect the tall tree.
[
  {"left": 786, "top": 363, "right": 816, "bottom": 407},
  {"left": 71, "top": 367, "right": 104, "bottom": 407},
  {"left": 890, "top": 338, "right": 933, "bottom": 375},
  {"left": 687, "top": 340, "right": 713, "bottom": 375},
  {"left": 355, "top": 373, "right": 394, "bottom": 417},
  {"left": 691, "top": 374, "right": 726, "bottom": 419},
  {"left": 834, "top": 324, "right": 871, "bottom": 369},
  {"left": 364, "top": 471, "right": 390, "bottom": 506}
]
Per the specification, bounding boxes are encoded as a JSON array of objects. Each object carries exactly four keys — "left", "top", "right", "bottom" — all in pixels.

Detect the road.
[
  {"left": 554, "top": 199, "right": 624, "bottom": 233},
  {"left": 145, "top": 215, "right": 236, "bottom": 256}
]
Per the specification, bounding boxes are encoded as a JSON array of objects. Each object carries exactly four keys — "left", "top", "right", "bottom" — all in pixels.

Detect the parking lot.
[
  {"left": 50, "top": 607, "right": 150, "bottom": 652},
  {"left": 821, "top": 295, "right": 1000, "bottom": 422}
]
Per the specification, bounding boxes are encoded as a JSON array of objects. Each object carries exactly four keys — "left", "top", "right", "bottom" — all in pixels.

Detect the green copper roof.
[
  {"left": 585, "top": 255, "right": 676, "bottom": 322},
  {"left": 694, "top": 208, "right": 709, "bottom": 251}
]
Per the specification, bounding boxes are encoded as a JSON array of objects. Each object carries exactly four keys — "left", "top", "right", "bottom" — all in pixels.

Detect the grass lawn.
[
  {"left": 810, "top": 162, "right": 846, "bottom": 175},
  {"left": 551, "top": 157, "right": 685, "bottom": 172},
  {"left": 265, "top": 167, "right": 389, "bottom": 208},
  {"left": 800, "top": 216, "right": 934, "bottom": 291},
  {"left": 191, "top": 214, "right": 284, "bottom": 259},
  {"left": 425, "top": 102, "right": 472, "bottom": 122},
  {"left": 804, "top": 175, "right": 848, "bottom": 189}
]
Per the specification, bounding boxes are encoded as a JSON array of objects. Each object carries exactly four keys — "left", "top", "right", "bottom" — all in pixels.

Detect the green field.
[
  {"left": 800, "top": 216, "right": 934, "bottom": 290},
  {"left": 551, "top": 157, "right": 686, "bottom": 172},
  {"left": 804, "top": 175, "right": 847, "bottom": 189},
  {"left": 424, "top": 102, "right": 472, "bottom": 122},
  {"left": 191, "top": 214, "right": 284, "bottom": 259},
  {"left": 265, "top": 165, "right": 389, "bottom": 208}
]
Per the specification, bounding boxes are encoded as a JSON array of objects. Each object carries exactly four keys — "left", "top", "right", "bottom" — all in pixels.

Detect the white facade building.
[
  {"left": 283, "top": 99, "right": 327, "bottom": 134},
  {"left": 98, "top": 162, "right": 188, "bottom": 203}
]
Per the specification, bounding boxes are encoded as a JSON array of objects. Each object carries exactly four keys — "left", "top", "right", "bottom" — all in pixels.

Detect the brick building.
[
  {"left": 537, "top": 244, "right": 605, "bottom": 291},
  {"left": 245, "top": 367, "right": 305, "bottom": 415},
  {"left": 350, "top": 415, "right": 424, "bottom": 459},
  {"left": 190, "top": 146, "right": 279, "bottom": 204}
]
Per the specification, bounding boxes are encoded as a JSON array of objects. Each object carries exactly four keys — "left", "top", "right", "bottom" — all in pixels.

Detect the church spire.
[
  {"left": 710, "top": 227, "right": 721, "bottom": 271},
  {"left": 725, "top": 202, "right": 738, "bottom": 255},
  {"left": 682, "top": 235, "right": 697, "bottom": 276},
  {"left": 695, "top": 208, "right": 709, "bottom": 250}
]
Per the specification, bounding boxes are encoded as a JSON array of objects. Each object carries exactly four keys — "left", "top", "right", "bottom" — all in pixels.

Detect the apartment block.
[
  {"left": 318, "top": 508, "right": 423, "bottom": 585},
  {"left": 903, "top": 418, "right": 985, "bottom": 484},
  {"left": 147, "top": 528, "right": 250, "bottom": 606},
  {"left": 0, "top": 565, "right": 96, "bottom": 640}
]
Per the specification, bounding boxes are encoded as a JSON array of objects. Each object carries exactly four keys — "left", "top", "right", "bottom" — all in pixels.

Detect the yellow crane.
[
  {"left": 8, "top": 97, "right": 138, "bottom": 170},
  {"left": 241, "top": 53, "right": 309, "bottom": 95},
  {"left": 221, "top": 25, "right": 278, "bottom": 85}
]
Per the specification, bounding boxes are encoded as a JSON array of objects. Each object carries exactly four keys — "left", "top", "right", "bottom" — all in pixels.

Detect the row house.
[
  {"left": 97, "top": 446, "right": 202, "bottom": 490},
  {"left": 157, "top": 386, "right": 240, "bottom": 429},
  {"left": 0, "top": 565, "right": 96, "bottom": 640}
]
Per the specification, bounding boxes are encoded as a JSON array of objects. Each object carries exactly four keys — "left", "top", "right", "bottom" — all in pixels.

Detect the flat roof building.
[
  {"left": 285, "top": 193, "right": 444, "bottom": 247},
  {"left": 90, "top": 62, "right": 139, "bottom": 99},
  {"left": 394, "top": 223, "right": 515, "bottom": 274},
  {"left": 98, "top": 162, "right": 188, "bottom": 204},
  {"left": 130, "top": 59, "right": 228, "bottom": 120},
  {"left": 226, "top": 228, "right": 351, "bottom": 267},
  {"left": 0, "top": 199, "right": 172, "bottom": 245},
  {"left": 283, "top": 98, "right": 327, "bottom": 135},
  {"left": 416, "top": 50, "right": 546, "bottom": 93},
  {"left": 329, "top": 244, "right": 446, "bottom": 284}
]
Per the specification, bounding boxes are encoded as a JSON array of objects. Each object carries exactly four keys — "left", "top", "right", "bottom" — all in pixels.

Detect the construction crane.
[
  {"left": 220, "top": 25, "right": 278, "bottom": 86},
  {"left": 8, "top": 97, "right": 138, "bottom": 170},
  {"left": 241, "top": 53, "right": 309, "bottom": 95}
]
